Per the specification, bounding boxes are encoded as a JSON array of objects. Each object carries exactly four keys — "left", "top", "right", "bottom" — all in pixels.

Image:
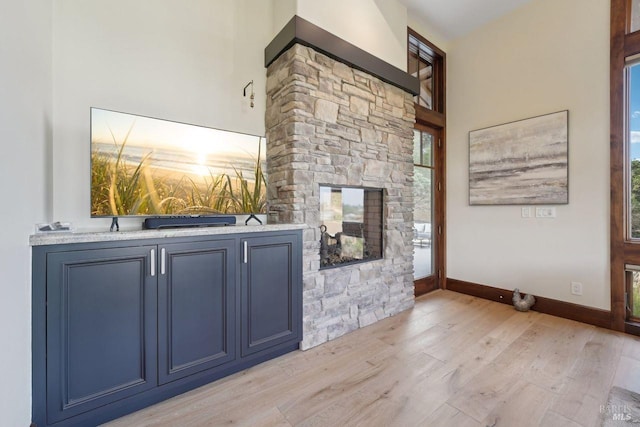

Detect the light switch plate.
[{"left": 535, "top": 207, "right": 556, "bottom": 218}]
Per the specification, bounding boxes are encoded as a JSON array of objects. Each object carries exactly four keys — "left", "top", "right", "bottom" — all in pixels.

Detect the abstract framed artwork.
[{"left": 469, "top": 110, "right": 568, "bottom": 205}]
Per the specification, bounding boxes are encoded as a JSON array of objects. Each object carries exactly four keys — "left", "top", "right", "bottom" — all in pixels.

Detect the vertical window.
[
  {"left": 629, "top": 60, "right": 640, "bottom": 238},
  {"left": 612, "top": 0, "right": 640, "bottom": 331},
  {"left": 626, "top": 60, "right": 640, "bottom": 322}
]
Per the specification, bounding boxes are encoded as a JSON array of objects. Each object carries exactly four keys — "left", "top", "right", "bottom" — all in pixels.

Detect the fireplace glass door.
[{"left": 319, "top": 186, "right": 383, "bottom": 268}]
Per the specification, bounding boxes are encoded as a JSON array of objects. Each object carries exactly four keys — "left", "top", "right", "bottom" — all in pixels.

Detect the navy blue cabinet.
[
  {"left": 45, "top": 246, "right": 158, "bottom": 425},
  {"left": 241, "top": 235, "right": 302, "bottom": 357},
  {"left": 32, "top": 230, "right": 302, "bottom": 427},
  {"left": 158, "top": 240, "right": 236, "bottom": 384}
]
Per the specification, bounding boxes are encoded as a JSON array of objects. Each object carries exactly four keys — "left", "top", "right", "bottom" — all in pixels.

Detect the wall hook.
[{"left": 243, "top": 80, "right": 254, "bottom": 108}]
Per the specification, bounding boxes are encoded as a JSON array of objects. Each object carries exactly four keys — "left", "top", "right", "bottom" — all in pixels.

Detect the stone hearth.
[{"left": 265, "top": 44, "right": 416, "bottom": 350}]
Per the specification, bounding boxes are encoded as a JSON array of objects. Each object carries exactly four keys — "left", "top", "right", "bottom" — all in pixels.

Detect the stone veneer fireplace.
[{"left": 265, "top": 19, "right": 417, "bottom": 349}]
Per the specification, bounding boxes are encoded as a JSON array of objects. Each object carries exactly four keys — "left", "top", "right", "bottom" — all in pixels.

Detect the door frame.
[
  {"left": 611, "top": 0, "right": 640, "bottom": 332},
  {"left": 408, "top": 27, "right": 447, "bottom": 297}
]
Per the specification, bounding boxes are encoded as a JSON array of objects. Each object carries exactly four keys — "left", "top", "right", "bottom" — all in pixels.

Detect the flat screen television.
[{"left": 90, "top": 108, "right": 266, "bottom": 217}]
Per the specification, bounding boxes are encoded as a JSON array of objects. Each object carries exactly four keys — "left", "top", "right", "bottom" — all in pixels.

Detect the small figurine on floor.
[{"left": 512, "top": 288, "right": 536, "bottom": 312}]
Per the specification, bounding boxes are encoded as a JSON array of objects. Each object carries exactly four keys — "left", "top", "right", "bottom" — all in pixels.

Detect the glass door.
[
  {"left": 626, "top": 60, "right": 640, "bottom": 325},
  {"left": 413, "top": 125, "right": 441, "bottom": 294}
]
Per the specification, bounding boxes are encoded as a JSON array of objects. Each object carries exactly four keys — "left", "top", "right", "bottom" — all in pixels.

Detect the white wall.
[
  {"left": 52, "top": 0, "right": 273, "bottom": 231},
  {"left": 447, "top": 0, "right": 610, "bottom": 309},
  {"left": 272, "top": 0, "right": 296, "bottom": 38},
  {"left": 296, "top": 0, "right": 408, "bottom": 70},
  {"left": 0, "top": 1, "right": 52, "bottom": 425}
]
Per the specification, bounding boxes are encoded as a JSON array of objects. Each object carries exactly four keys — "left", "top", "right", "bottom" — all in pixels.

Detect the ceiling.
[{"left": 397, "top": 0, "right": 534, "bottom": 41}]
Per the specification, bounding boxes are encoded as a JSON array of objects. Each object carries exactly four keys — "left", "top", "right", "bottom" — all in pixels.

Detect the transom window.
[{"left": 408, "top": 32, "right": 444, "bottom": 114}]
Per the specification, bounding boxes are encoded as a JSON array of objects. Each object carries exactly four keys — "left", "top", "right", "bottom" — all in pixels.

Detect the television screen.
[{"left": 90, "top": 108, "right": 266, "bottom": 217}]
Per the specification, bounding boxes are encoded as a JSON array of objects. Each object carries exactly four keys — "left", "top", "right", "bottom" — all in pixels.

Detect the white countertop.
[{"left": 30, "top": 223, "right": 307, "bottom": 246}]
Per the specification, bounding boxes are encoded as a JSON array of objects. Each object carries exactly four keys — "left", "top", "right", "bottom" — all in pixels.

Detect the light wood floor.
[{"left": 105, "top": 290, "right": 640, "bottom": 427}]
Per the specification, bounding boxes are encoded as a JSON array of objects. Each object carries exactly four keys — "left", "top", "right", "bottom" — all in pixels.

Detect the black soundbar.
[{"left": 143, "top": 216, "right": 236, "bottom": 230}]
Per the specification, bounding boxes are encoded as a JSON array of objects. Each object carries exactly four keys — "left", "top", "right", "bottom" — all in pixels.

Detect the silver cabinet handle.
[
  {"left": 243, "top": 241, "right": 248, "bottom": 264},
  {"left": 150, "top": 249, "right": 156, "bottom": 276},
  {"left": 161, "top": 248, "right": 166, "bottom": 275}
]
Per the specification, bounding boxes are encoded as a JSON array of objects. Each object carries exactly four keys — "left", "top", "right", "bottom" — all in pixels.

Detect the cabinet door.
[
  {"left": 241, "top": 233, "right": 302, "bottom": 357},
  {"left": 46, "top": 246, "right": 157, "bottom": 425},
  {"left": 157, "top": 239, "right": 236, "bottom": 384}
]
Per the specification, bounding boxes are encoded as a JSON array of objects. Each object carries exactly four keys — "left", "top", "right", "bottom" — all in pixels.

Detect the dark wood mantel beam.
[{"left": 265, "top": 15, "right": 419, "bottom": 96}]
